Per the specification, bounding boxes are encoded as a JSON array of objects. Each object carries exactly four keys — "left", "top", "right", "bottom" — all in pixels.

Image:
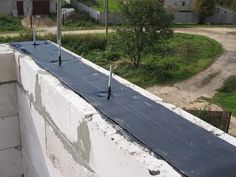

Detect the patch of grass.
[
  {"left": 82, "top": 0, "right": 120, "bottom": 12},
  {"left": 63, "top": 11, "right": 103, "bottom": 30},
  {"left": 0, "top": 15, "right": 23, "bottom": 32},
  {"left": 213, "top": 75, "right": 236, "bottom": 116},
  {"left": 229, "top": 31, "right": 236, "bottom": 35},
  {"left": 71, "top": 33, "right": 222, "bottom": 87},
  {"left": 213, "top": 92, "right": 236, "bottom": 116},
  {"left": 219, "top": 75, "right": 236, "bottom": 92},
  {"left": 62, "top": 0, "right": 72, "bottom": 8},
  {"left": 0, "top": 32, "right": 222, "bottom": 88},
  {"left": 62, "top": 34, "right": 107, "bottom": 54}
]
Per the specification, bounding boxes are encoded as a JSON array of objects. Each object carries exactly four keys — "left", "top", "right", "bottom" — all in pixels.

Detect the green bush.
[
  {"left": 0, "top": 16, "right": 22, "bottom": 32},
  {"left": 102, "top": 51, "right": 120, "bottom": 61},
  {"left": 62, "top": 34, "right": 107, "bottom": 55},
  {"left": 64, "top": 11, "right": 99, "bottom": 30},
  {"left": 219, "top": 75, "right": 236, "bottom": 93}
]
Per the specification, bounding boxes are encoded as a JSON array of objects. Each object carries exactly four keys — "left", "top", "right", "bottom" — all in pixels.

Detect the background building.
[{"left": 0, "top": 0, "right": 57, "bottom": 17}]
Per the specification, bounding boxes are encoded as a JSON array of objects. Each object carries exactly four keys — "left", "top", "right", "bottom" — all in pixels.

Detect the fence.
[{"left": 186, "top": 110, "right": 231, "bottom": 133}]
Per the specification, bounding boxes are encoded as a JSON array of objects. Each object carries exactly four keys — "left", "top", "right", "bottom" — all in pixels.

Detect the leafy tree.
[
  {"left": 111, "top": 0, "right": 173, "bottom": 67},
  {"left": 194, "top": 0, "right": 216, "bottom": 24}
]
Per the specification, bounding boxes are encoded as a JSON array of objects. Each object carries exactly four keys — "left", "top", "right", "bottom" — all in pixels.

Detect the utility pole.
[
  {"left": 105, "top": 0, "right": 108, "bottom": 37},
  {"left": 57, "top": 0, "right": 62, "bottom": 66}
]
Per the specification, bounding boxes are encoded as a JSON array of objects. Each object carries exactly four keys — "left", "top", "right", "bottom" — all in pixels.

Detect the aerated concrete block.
[
  {"left": 88, "top": 114, "right": 181, "bottom": 177},
  {"left": 18, "top": 56, "right": 40, "bottom": 100},
  {"left": 39, "top": 73, "right": 97, "bottom": 143},
  {"left": 0, "top": 148, "right": 22, "bottom": 177},
  {"left": 0, "top": 116, "right": 20, "bottom": 151},
  {"left": 45, "top": 122, "right": 97, "bottom": 177},
  {"left": 0, "top": 83, "right": 18, "bottom": 118},
  {"left": 0, "top": 52, "right": 16, "bottom": 83}
]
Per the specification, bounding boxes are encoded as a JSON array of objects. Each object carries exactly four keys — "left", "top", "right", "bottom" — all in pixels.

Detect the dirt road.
[
  {"left": 148, "top": 28, "right": 236, "bottom": 136},
  {"left": 0, "top": 29, "right": 113, "bottom": 38}
]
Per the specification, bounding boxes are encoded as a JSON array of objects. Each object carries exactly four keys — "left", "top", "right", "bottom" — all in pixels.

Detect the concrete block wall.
[
  {"left": 0, "top": 47, "right": 22, "bottom": 177},
  {"left": 14, "top": 47, "right": 181, "bottom": 177},
  {"left": 205, "top": 6, "right": 236, "bottom": 24},
  {"left": 1, "top": 42, "right": 236, "bottom": 177},
  {"left": 0, "top": 0, "right": 15, "bottom": 16},
  {"left": 174, "top": 12, "right": 199, "bottom": 24},
  {"left": 69, "top": 0, "right": 123, "bottom": 24},
  {"left": 70, "top": 0, "right": 101, "bottom": 21}
]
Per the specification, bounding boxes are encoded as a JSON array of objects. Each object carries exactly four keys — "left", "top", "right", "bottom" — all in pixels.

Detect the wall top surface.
[{"left": 12, "top": 41, "right": 236, "bottom": 177}]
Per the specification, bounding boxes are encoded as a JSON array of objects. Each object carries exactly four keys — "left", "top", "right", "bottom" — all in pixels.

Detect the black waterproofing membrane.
[{"left": 12, "top": 41, "right": 236, "bottom": 177}]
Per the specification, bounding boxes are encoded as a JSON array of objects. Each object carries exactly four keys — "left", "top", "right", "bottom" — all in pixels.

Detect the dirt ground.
[{"left": 148, "top": 27, "right": 236, "bottom": 137}]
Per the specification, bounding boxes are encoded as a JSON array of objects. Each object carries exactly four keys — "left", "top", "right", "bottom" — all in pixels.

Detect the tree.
[
  {"left": 194, "top": 0, "right": 216, "bottom": 24},
  {"left": 111, "top": 0, "right": 173, "bottom": 67}
]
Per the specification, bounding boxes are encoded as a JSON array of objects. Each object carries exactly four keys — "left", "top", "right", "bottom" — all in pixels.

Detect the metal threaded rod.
[
  {"left": 107, "top": 65, "right": 112, "bottom": 100},
  {"left": 32, "top": 27, "right": 36, "bottom": 47},
  {"left": 57, "top": 0, "right": 62, "bottom": 66}
]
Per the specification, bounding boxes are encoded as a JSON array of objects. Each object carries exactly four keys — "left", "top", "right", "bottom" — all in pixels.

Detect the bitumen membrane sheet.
[{"left": 12, "top": 41, "right": 236, "bottom": 177}]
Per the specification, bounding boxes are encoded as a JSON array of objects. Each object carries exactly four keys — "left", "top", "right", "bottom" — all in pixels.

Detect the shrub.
[
  {"left": 62, "top": 34, "right": 107, "bottom": 55},
  {"left": 0, "top": 15, "right": 22, "bottom": 32},
  {"left": 219, "top": 75, "right": 236, "bottom": 93}
]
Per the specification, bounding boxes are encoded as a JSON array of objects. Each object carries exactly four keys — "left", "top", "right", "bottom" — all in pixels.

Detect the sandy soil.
[{"left": 147, "top": 28, "right": 236, "bottom": 137}]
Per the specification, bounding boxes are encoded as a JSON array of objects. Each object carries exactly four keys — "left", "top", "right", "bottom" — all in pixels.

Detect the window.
[{"left": 182, "top": 1, "right": 186, "bottom": 6}]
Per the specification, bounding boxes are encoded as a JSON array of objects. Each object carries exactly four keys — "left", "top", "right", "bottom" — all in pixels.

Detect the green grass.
[
  {"left": 213, "top": 92, "right": 236, "bottom": 116},
  {"left": 213, "top": 75, "right": 236, "bottom": 116},
  {"left": 229, "top": 32, "right": 236, "bottom": 35},
  {"left": 0, "top": 15, "right": 23, "bottom": 32},
  {"left": 82, "top": 0, "right": 120, "bottom": 12},
  {"left": 0, "top": 32, "right": 222, "bottom": 88},
  {"left": 63, "top": 11, "right": 103, "bottom": 30},
  {"left": 69, "top": 33, "right": 222, "bottom": 87}
]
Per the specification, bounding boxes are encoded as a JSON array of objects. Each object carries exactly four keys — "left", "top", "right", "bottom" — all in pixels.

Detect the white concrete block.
[
  {"left": 17, "top": 87, "right": 50, "bottom": 177},
  {"left": 0, "top": 116, "right": 20, "bottom": 151},
  {"left": 39, "top": 73, "right": 97, "bottom": 143},
  {"left": 19, "top": 56, "right": 42, "bottom": 100},
  {"left": 0, "top": 44, "right": 13, "bottom": 53},
  {"left": 14, "top": 53, "right": 22, "bottom": 84},
  {"left": 45, "top": 123, "right": 97, "bottom": 177},
  {"left": 0, "top": 52, "right": 16, "bottom": 83},
  {"left": 0, "top": 148, "right": 22, "bottom": 177},
  {"left": 0, "top": 83, "right": 18, "bottom": 118},
  {"left": 89, "top": 114, "right": 181, "bottom": 177},
  {"left": 22, "top": 149, "right": 40, "bottom": 177},
  {"left": 219, "top": 133, "right": 236, "bottom": 147}
]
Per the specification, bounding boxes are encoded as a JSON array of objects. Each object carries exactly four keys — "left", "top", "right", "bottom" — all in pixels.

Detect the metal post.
[
  {"left": 32, "top": 27, "right": 36, "bottom": 47},
  {"left": 57, "top": 0, "right": 62, "bottom": 66},
  {"left": 107, "top": 65, "right": 112, "bottom": 100},
  {"left": 105, "top": 0, "right": 108, "bottom": 37}
]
